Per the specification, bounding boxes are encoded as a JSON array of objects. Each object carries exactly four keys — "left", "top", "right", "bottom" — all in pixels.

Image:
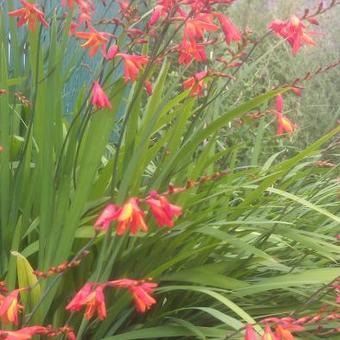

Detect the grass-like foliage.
[{"left": 0, "top": 1, "right": 339, "bottom": 339}]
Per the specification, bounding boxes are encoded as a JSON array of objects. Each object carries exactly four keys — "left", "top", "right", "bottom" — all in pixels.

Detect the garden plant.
[{"left": 0, "top": 0, "right": 339, "bottom": 339}]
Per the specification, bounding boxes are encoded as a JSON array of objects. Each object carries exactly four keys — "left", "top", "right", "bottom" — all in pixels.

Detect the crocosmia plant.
[{"left": 0, "top": 0, "right": 339, "bottom": 339}]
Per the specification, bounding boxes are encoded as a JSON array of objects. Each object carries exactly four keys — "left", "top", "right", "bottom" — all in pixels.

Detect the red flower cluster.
[
  {"left": 244, "top": 309, "right": 340, "bottom": 340},
  {"left": 269, "top": 15, "right": 320, "bottom": 55},
  {"left": 66, "top": 282, "right": 107, "bottom": 320},
  {"left": 0, "top": 325, "right": 76, "bottom": 340},
  {"left": 94, "top": 191, "right": 182, "bottom": 235},
  {"left": 66, "top": 279, "right": 158, "bottom": 319}
]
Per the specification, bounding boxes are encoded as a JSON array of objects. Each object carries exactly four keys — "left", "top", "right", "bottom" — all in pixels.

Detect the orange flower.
[
  {"left": 91, "top": 81, "right": 112, "bottom": 109},
  {"left": 0, "top": 289, "right": 24, "bottom": 325},
  {"left": 114, "top": 198, "right": 148, "bottom": 236},
  {"left": 275, "top": 95, "right": 296, "bottom": 136},
  {"left": 75, "top": 28, "right": 112, "bottom": 58},
  {"left": 117, "top": 53, "right": 149, "bottom": 83},
  {"left": 275, "top": 325, "right": 294, "bottom": 340},
  {"left": 276, "top": 115, "right": 296, "bottom": 136},
  {"left": 66, "top": 283, "right": 107, "bottom": 320},
  {"left": 8, "top": 0, "right": 48, "bottom": 32},
  {"left": 183, "top": 71, "right": 208, "bottom": 96},
  {"left": 269, "top": 15, "right": 319, "bottom": 55},
  {"left": 109, "top": 279, "right": 158, "bottom": 313},
  {"left": 146, "top": 191, "right": 182, "bottom": 227}
]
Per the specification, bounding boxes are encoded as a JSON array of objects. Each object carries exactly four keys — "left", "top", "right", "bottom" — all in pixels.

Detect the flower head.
[
  {"left": 114, "top": 198, "right": 148, "bottom": 235},
  {"left": 109, "top": 279, "right": 158, "bottom": 313},
  {"left": 275, "top": 325, "right": 294, "bottom": 340},
  {"left": 0, "top": 289, "right": 24, "bottom": 325},
  {"left": 8, "top": 0, "right": 48, "bottom": 32},
  {"left": 146, "top": 191, "right": 182, "bottom": 227},
  {"left": 183, "top": 71, "right": 208, "bottom": 96},
  {"left": 117, "top": 54, "right": 149, "bottom": 82},
  {"left": 178, "top": 39, "right": 207, "bottom": 64},
  {"left": 262, "top": 325, "right": 277, "bottom": 340},
  {"left": 276, "top": 115, "right": 296, "bottom": 136},
  {"left": 94, "top": 204, "right": 118, "bottom": 231},
  {"left": 91, "top": 81, "right": 112, "bottom": 109},
  {"left": 75, "top": 28, "right": 112, "bottom": 58},
  {"left": 66, "top": 283, "right": 107, "bottom": 320},
  {"left": 183, "top": 14, "right": 219, "bottom": 42},
  {"left": 269, "top": 15, "right": 319, "bottom": 55}
]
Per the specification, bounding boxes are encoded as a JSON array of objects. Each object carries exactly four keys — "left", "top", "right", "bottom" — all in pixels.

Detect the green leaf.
[{"left": 11, "top": 251, "right": 42, "bottom": 323}]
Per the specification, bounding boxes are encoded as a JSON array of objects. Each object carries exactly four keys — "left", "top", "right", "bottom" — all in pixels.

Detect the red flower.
[
  {"left": 178, "top": 39, "right": 207, "bottom": 64},
  {"left": 66, "top": 283, "right": 107, "bottom": 320},
  {"left": 113, "top": 198, "right": 148, "bottom": 235},
  {"left": 75, "top": 29, "right": 112, "bottom": 58},
  {"left": 117, "top": 54, "right": 149, "bottom": 82},
  {"left": 0, "top": 289, "right": 24, "bottom": 325},
  {"left": 91, "top": 81, "right": 112, "bottom": 109},
  {"left": 215, "top": 13, "right": 241, "bottom": 45},
  {"left": 146, "top": 191, "right": 182, "bottom": 227},
  {"left": 94, "top": 204, "right": 118, "bottom": 231},
  {"left": 183, "top": 71, "right": 208, "bottom": 96},
  {"left": 245, "top": 324, "right": 258, "bottom": 340},
  {"left": 0, "top": 146, "right": 4, "bottom": 153},
  {"left": 262, "top": 325, "right": 277, "bottom": 340},
  {"left": 275, "top": 95, "right": 296, "bottom": 136},
  {"left": 8, "top": 0, "right": 48, "bottom": 32},
  {"left": 269, "top": 15, "right": 318, "bottom": 55},
  {"left": 0, "top": 326, "right": 47, "bottom": 340},
  {"left": 109, "top": 279, "right": 158, "bottom": 313},
  {"left": 183, "top": 14, "right": 219, "bottom": 42}
]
